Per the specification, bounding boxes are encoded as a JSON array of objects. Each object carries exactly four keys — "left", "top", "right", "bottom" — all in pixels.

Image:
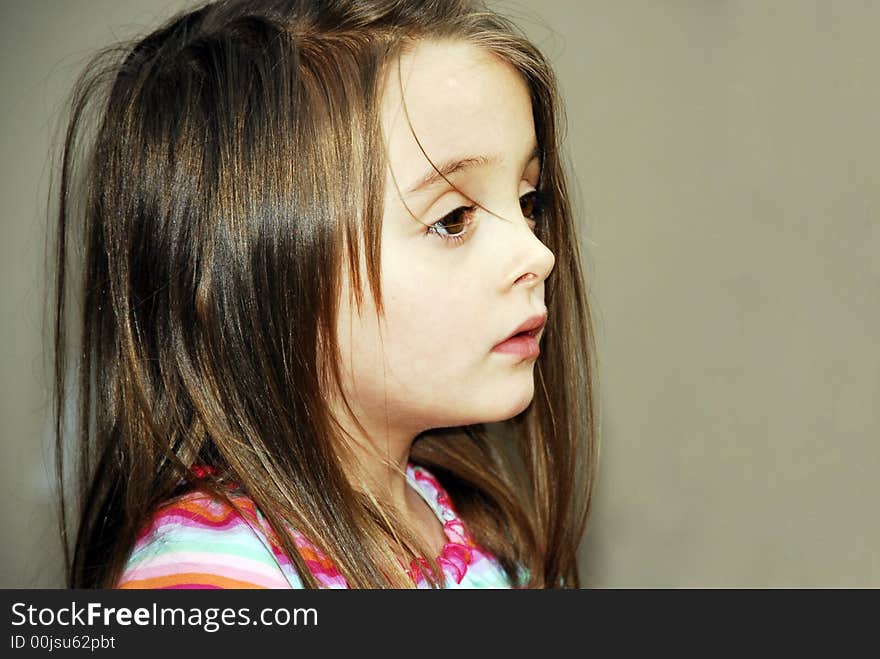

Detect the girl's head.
[{"left": 53, "top": 0, "right": 598, "bottom": 588}]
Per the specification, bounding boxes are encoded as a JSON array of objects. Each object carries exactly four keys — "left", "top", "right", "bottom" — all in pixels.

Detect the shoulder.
[{"left": 116, "top": 489, "right": 305, "bottom": 589}]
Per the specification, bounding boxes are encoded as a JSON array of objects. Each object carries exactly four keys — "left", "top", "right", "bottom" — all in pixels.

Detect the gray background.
[{"left": 1, "top": 0, "right": 877, "bottom": 588}]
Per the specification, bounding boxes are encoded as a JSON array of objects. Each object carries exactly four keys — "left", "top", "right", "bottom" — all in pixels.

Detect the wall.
[{"left": 1, "top": 0, "right": 877, "bottom": 587}]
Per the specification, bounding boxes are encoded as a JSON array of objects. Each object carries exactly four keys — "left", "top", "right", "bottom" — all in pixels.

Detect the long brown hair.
[{"left": 50, "top": 0, "right": 600, "bottom": 588}]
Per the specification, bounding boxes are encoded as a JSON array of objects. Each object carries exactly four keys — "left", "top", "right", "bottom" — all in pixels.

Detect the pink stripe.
[{"left": 153, "top": 508, "right": 250, "bottom": 530}]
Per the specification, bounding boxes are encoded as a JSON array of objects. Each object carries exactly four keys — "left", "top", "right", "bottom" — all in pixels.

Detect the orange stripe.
[
  {"left": 160, "top": 496, "right": 258, "bottom": 524},
  {"left": 298, "top": 546, "right": 336, "bottom": 569},
  {"left": 117, "top": 572, "right": 267, "bottom": 589}
]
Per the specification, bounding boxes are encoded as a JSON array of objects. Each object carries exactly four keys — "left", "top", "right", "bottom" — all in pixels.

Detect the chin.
[
  {"left": 478, "top": 383, "right": 537, "bottom": 423},
  {"left": 430, "top": 375, "right": 537, "bottom": 427},
  {"left": 499, "top": 398, "right": 535, "bottom": 422}
]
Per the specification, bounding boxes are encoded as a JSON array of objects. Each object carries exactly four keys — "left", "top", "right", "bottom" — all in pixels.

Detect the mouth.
[
  {"left": 508, "top": 327, "right": 541, "bottom": 340},
  {"left": 492, "top": 312, "right": 547, "bottom": 358},
  {"left": 500, "top": 313, "right": 547, "bottom": 343}
]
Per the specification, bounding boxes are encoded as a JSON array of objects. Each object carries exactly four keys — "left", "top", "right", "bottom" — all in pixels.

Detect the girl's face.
[{"left": 334, "top": 40, "right": 555, "bottom": 441}]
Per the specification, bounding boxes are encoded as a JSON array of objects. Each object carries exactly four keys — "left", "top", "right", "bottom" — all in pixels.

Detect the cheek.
[
  {"left": 381, "top": 260, "right": 484, "bottom": 371},
  {"left": 339, "top": 264, "right": 537, "bottom": 427}
]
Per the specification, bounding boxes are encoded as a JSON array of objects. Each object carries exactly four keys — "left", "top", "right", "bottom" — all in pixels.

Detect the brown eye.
[
  {"left": 436, "top": 207, "right": 472, "bottom": 236},
  {"left": 427, "top": 205, "right": 477, "bottom": 244},
  {"left": 519, "top": 190, "right": 543, "bottom": 221}
]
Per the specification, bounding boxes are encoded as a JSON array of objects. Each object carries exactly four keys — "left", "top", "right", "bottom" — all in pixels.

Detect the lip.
[{"left": 492, "top": 312, "right": 547, "bottom": 358}]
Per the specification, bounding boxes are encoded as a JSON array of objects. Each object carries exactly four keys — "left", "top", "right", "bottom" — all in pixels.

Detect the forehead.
[{"left": 380, "top": 40, "right": 535, "bottom": 184}]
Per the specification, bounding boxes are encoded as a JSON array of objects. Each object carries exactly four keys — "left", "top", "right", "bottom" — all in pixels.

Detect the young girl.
[{"left": 51, "top": 0, "right": 599, "bottom": 589}]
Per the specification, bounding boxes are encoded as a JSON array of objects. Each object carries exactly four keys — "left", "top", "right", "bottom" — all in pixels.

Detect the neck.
[
  {"left": 324, "top": 383, "right": 454, "bottom": 558},
  {"left": 329, "top": 399, "right": 422, "bottom": 515}
]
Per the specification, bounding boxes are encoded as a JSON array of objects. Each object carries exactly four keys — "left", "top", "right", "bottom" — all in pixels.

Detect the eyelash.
[{"left": 426, "top": 190, "right": 546, "bottom": 245}]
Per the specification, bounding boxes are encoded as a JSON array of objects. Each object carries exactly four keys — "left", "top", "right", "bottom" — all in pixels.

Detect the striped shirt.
[{"left": 116, "top": 463, "right": 514, "bottom": 589}]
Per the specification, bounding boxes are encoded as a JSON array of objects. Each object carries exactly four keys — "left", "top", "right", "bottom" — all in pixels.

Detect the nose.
[{"left": 505, "top": 212, "right": 556, "bottom": 289}]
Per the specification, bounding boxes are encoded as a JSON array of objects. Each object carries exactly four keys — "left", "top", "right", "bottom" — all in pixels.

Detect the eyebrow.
[{"left": 404, "top": 144, "right": 541, "bottom": 196}]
